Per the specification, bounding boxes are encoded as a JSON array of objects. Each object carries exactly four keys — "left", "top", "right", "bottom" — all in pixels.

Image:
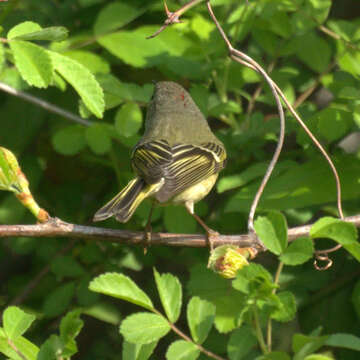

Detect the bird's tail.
[{"left": 93, "top": 177, "right": 149, "bottom": 223}]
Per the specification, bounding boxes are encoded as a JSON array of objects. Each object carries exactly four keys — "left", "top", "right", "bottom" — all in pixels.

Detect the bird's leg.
[
  {"left": 185, "top": 202, "right": 219, "bottom": 251},
  {"left": 143, "top": 201, "right": 155, "bottom": 254}
]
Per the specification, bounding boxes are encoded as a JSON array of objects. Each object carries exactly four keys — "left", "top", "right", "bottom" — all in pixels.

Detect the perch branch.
[{"left": 1, "top": 215, "right": 360, "bottom": 249}]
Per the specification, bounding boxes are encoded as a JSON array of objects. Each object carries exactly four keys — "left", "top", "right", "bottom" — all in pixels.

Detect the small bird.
[{"left": 93, "top": 81, "right": 226, "bottom": 243}]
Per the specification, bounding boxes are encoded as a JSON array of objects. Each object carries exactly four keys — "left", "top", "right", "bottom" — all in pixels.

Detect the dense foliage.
[{"left": 0, "top": 0, "right": 360, "bottom": 359}]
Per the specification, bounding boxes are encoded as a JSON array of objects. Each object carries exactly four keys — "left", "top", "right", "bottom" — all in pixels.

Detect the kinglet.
[{"left": 93, "top": 81, "right": 226, "bottom": 238}]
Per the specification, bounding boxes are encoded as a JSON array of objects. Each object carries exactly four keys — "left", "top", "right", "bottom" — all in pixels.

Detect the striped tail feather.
[{"left": 93, "top": 177, "right": 147, "bottom": 223}]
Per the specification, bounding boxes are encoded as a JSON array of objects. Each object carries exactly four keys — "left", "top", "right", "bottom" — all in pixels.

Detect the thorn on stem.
[{"left": 146, "top": 0, "right": 183, "bottom": 39}]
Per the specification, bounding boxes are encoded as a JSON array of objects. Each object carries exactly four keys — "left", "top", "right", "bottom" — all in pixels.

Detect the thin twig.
[
  {"left": 0, "top": 81, "right": 92, "bottom": 126},
  {"left": 206, "top": 1, "right": 286, "bottom": 244},
  {"left": 318, "top": 25, "right": 358, "bottom": 50},
  {"left": 246, "top": 59, "right": 277, "bottom": 119},
  {"left": 271, "top": 83, "right": 344, "bottom": 220},
  {"left": 205, "top": 1, "right": 345, "bottom": 266},
  {"left": 147, "top": 0, "right": 205, "bottom": 39},
  {"left": 152, "top": 309, "right": 226, "bottom": 360},
  {"left": 292, "top": 60, "right": 337, "bottom": 109},
  {"left": 266, "top": 261, "right": 284, "bottom": 351},
  {"left": 253, "top": 305, "right": 268, "bottom": 354},
  {"left": 7, "top": 339, "right": 27, "bottom": 360}
]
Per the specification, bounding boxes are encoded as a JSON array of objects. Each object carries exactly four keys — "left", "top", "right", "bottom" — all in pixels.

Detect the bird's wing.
[
  {"left": 156, "top": 142, "right": 226, "bottom": 202},
  {"left": 132, "top": 139, "right": 173, "bottom": 184},
  {"left": 132, "top": 140, "right": 226, "bottom": 202}
]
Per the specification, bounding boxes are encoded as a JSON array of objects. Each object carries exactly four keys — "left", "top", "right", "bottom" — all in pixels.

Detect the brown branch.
[
  {"left": 292, "top": 60, "right": 337, "bottom": 109},
  {"left": 1, "top": 215, "right": 359, "bottom": 249},
  {"left": 0, "top": 81, "right": 92, "bottom": 126}
]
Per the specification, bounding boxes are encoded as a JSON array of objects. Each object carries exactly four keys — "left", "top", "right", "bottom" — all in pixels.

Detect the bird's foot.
[
  {"left": 248, "top": 227, "right": 266, "bottom": 251},
  {"left": 206, "top": 228, "right": 220, "bottom": 252},
  {"left": 143, "top": 224, "right": 152, "bottom": 255}
]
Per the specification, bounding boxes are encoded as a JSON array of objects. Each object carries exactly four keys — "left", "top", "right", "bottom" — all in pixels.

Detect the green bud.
[
  {"left": 0, "top": 147, "right": 49, "bottom": 222},
  {"left": 0, "top": 147, "right": 22, "bottom": 193},
  {"left": 208, "top": 245, "right": 256, "bottom": 279}
]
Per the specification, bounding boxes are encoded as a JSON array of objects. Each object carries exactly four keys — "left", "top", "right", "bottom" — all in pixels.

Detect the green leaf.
[
  {"left": 3, "top": 306, "right": 36, "bottom": 339},
  {"left": 271, "top": 291, "right": 296, "bottom": 322},
  {"left": 51, "top": 255, "right": 85, "bottom": 278},
  {"left": 254, "top": 211, "right": 288, "bottom": 255},
  {"left": 328, "top": 19, "right": 357, "bottom": 42},
  {"left": 225, "top": 156, "right": 360, "bottom": 213},
  {"left": 310, "top": 217, "right": 359, "bottom": 261},
  {"left": 325, "top": 333, "right": 360, "bottom": 351},
  {"left": 256, "top": 352, "right": 291, "bottom": 360},
  {"left": 120, "top": 312, "right": 171, "bottom": 344},
  {"left": 0, "top": 42, "right": 5, "bottom": 74},
  {"left": 98, "top": 26, "right": 192, "bottom": 68},
  {"left": 232, "top": 263, "right": 275, "bottom": 295},
  {"left": 154, "top": 269, "right": 182, "bottom": 323},
  {"left": 97, "top": 74, "right": 153, "bottom": 104},
  {"left": 59, "top": 310, "right": 83, "bottom": 357},
  {"left": 338, "top": 49, "right": 360, "bottom": 77},
  {"left": 85, "top": 123, "right": 112, "bottom": 155},
  {"left": 11, "top": 26, "right": 68, "bottom": 41},
  {"left": 280, "top": 237, "right": 314, "bottom": 266},
  {"left": 187, "top": 297, "right": 215, "bottom": 344},
  {"left": 64, "top": 50, "right": 110, "bottom": 74},
  {"left": 115, "top": 102, "right": 143, "bottom": 138},
  {"left": 50, "top": 51, "right": 105, "bottom": 118},
  {"left": 337, "top": 86, "right": 360, "bottom": 99},
  {"left": 305, "top": 0, "right": 331, "bottom": 24},
  {"left": 217, "top": 162, "right": 268, "bottom": 193},
  {"left": 166, "top": 340, "right": 200, "bottom": 360},
  {"left": 52, "top": 125, "right": 87, "bottom": 156},
  {"left": 94, "top": 2, "right": 147, "bottom": 35},
  {"left": 0, "top": 147, "right": 22, "bottom": 193},
  {"left": 218, "top": 160, "right": 296, "bottom": 193},
  {"left": 43, "top": 282, "right": 76, "bottom": 317},
  {"left": 9, "top": 40, "right": 53, "bottom": 88},
  {"left": 122, "top": 340, "right": 158, "bottom": 360},
  {"left": 191, "top": 14, "right": 215, "bottom": 41},
  {"left": 7, "top": 21, "right": 42, "bottom": 40},
  {"left": 188, "top": 265, "right": 246, "bottom": 333},
  {"left": 83, "top": 302, "right": 121, "bottom": 325},
  {"left": 37, "top": 334, "right": 63, "bottom": 360},
  {"left": 295, "top": 32, "right": 331, "bottom": 73},
  {"left": 304, "top": 355, "right": 333, "bottom": 360},
  {"left": 316, "top": 108, "right": 350, "bottom": 142},
  {"left": 293, "top": 334, "right": 328, "bottom": 360},
  {"left": 89, "top": 273, "right": 154, "bottom": 310},
  {"left": 227, "top": 325, "right": 257, "bottom": 360},
  {"left": 60, "top": 310, "right": 83, "bottom": 347},
  {"left": 310, "top": 217, "right": 357, "bottom": 244},
  {"left": 0, "top": 334, "right": 39, "bottom": 360}
]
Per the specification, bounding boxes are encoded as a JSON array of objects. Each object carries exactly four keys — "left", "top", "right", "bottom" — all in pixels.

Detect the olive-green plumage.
[{"left": 93, "top": 81, "right": 226, "bottom": 227}]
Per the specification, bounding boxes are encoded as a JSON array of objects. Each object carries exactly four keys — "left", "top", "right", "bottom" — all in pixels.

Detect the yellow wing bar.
[{"left": 132, "top": 140, "right": 226, "bottom": 203}]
